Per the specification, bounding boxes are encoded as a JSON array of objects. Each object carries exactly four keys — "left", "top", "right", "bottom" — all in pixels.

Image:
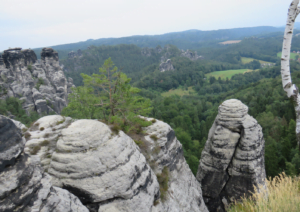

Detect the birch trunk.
[{"left": 281, "top": 0, "right": 300, "bottom": 147}]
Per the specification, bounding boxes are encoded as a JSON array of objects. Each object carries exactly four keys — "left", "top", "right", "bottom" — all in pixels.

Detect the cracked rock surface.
[
  {"left": 0, "top": 48, "right": 74, "bottom": 115},
  {"left": 26, "top": 115, "right": 208, "bottom": 212},
  {"left": 0, "top": 115, "right": 88, "bottom": 212},
  {"left": 196, "top": 99, "right": 266, "bottom": 212},
  {"left": 142, "top": 117, "right": 208, "bottom": 212}
]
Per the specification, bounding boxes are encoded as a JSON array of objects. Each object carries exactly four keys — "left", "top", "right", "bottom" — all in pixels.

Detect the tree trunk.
[{"left": 281, "top": 0, "right": 300, "bottom": 148}]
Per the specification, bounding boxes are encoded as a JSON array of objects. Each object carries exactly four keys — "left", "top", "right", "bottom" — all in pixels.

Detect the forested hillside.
[{"left": 31, "top": 26, "right": 295, "bottom": 60}]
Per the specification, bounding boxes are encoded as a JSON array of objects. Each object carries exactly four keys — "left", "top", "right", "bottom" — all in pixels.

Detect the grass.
[
  {"left": 206, "top": 69, "right": 253, "bottom": 80},
  {"left": 228, "top": 173, "right": 300, "bottom": 212},
  {"left": 277, "top": 52, "right": 299, "bottom": 60},
  {"left": 241, "top": 57, "right": 272, "bottom": 65},
  {"left": 161, "top": 86, "right": 196, "bottom": 97},
  {"left": 150, "top": 134, "right": 158, "bottom": 141},
  {"left": 156, "top": 167, "right": 169, "bottom": 202}
]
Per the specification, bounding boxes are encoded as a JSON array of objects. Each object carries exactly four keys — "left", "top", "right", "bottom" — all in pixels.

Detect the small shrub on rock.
[
  {"left": 150, "top": 134, "right": 158, "bottom": 141},
  {"left": 111, "top": 124, "right": 121, "bottom": 134},
  {"left": 151, "top": 119, "right": 156, "bottom": 123},
  {"left": 40, "top": 127, "right": 45, "bottom": 131},
  {"left": 156, "top": 167, "right": 169, "bottom": 202},
  {"left": 30, "top": 145, "right": 41, "bottom": 155},
  {"left": 24, "top": 132, "right": 31, "bottom": 141}
]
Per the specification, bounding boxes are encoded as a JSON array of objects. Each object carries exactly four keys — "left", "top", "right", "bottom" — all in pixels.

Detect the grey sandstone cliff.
[
  {"left": 159, "top": 59, "right": 174, "bottom": 72},
  {"left": 25, "top": 115, "right": 208, "bottom": 212},
  {"left": 0, "top": 115, "right": 88, "bottom": 212},
  {"left": 196, "top": 99, "right": 266, "bottom": 212},
  {"left": 181, "top": 49, "right": 202, "bottom": 60},
  {"left": 0, "top": 48, "right": 74, "bottom": 115}
]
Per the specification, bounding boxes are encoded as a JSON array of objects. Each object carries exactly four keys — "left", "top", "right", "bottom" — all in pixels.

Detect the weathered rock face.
[
  {"left": 181, "top": 49, "right": 202, "bottom": 60},
  {"left": 0, "top": 48, "right": 74, "bottom": 115},
  {"left": 25, "top": 116, "right": 160, "bottom": 212},
  {"left": 142, "top": 117, "right": 208, "bottom": 212},
  {"left": 0, "top": 115, "right": 88, "bottom": 212},
  {"left": 25, "top": 115, "right": 208, "bottom": 212},
  {"left": 159, "top": 59, "right": 174, "bottom": 72},
  {"left": 196, "top": 99, "right": 266, "bottom": 212}
]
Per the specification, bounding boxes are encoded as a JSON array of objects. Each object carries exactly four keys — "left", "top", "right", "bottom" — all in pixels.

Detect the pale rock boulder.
[
  {"left": 26, "top": 116, "right": 160, "bottom": 212},
  {"left": 196, "top": 99, "right": 266, "bottom": 212},
  {"left": 0, "top": 115, "right": 88, "bottom": 212},
  {"left": 142, "top": 117, "right": 208, "bottom": 212}
]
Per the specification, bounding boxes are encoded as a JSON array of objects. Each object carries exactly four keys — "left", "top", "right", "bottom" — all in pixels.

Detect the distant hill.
[{"left": 33, "top": 26, "right": 286, "bottom": 59}]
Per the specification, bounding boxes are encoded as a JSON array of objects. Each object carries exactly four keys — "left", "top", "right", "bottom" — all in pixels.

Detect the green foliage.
[
  {"left": 35, "top": 78, "right": 44, "bottom": 90},
  {"left": 0, "top": 97, "right": 39, "bottom": 126},
  {"left": 62, "top": 58, "right": 152, "bottom": 133},
  {"left": 156, "top": 167, "right": 169, "bottom": 202},
  {"left": 27, "top": 64, "right": 32, "bottom": 72}
]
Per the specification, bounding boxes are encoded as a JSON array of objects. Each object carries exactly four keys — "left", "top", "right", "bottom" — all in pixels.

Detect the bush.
[
  {"left": 30, "top": 145, "right": 41, "bottom": 155},
  {"left": 156, "top": 167, "right": 169, "bottom": 202},
  {"left": 24, "top": 132, "right": 31, "bottom": 141},
  {"left": 228, "top": 173, "right": 300, "bottom": 212},
  {"left": 150, "top": 134, "right": 158, "bottom": 141},
  {"left": 40, "top": 127, "right": 44, "bottom": 131}
]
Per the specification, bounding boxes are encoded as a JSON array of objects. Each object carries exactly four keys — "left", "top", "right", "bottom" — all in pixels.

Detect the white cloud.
[{"left": 0, "top": 0, "right": 290, "bottom": 51}]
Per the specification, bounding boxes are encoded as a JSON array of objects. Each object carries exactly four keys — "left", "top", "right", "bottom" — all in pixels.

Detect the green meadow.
[
  {"left": 161, "top": 86, "right": 196, "bottom": 97},
  {"left": 277, "top": 52, "right": 299, "bottom": 60},
  {"left": 205, "top": 69, "right": 253, "bottom": 80},
  {"left": 241, "top": 57, "right": 271, "bottom": 64}
]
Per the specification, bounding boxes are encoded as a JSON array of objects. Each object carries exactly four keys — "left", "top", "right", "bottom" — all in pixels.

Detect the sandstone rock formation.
[
  {"left": 142, "top": 117, "right": 208, "bottom": 212},
  {"left": 0, "top": 115, "right": 88, "bottom": 212},
  {"left": 0, "top": 48, "right": 74, "bottom": 115},
  {"left": 68, "top": 49, "right": 83, "bottom": 59},
  {"left": 181, "top": 49, "right": 202, "bottom": 60},
  {"left": 159, "top": 59, "right": 174, "bottom": 72},
  {"left": 25, "top": 115, "right": 208, "bottom": 212},
  {"left": 196, "top": 99, "right": 266, "bottom": 212}
]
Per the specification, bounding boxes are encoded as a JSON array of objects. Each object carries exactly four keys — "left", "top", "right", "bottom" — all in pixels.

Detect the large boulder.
[
  {"left": 0, "top": 47, "right": 74, "bottom": 115},
  {"left": 196, "top": 99, "right": 266, "bottom": 212},
  {"left": 25, "top": 115, "right": 209, "bottom": 212},
  {"left": 0, "top": 115, "right": 88, "bottom": 212}
]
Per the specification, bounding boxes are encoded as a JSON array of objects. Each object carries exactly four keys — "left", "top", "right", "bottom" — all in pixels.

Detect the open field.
[
  {"left": 205, "top": 69, "right": 254, "bottom": 80},
  {"left": 219, "top": 40, "right": 241, "bottom": 45},
  {"left": 161, "top": 86, "right": 196, "bottom": 97},
  {"left": 241, "top": 57, "right": 271, "bottom": 65},
  {"left": 277, "top": 52, "right": 299, "bottom": 60}
]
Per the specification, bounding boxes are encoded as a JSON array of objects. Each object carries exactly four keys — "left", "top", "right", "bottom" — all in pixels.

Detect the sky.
[{"left": 0, "top": 0, "right": 292, "bottom": 51}]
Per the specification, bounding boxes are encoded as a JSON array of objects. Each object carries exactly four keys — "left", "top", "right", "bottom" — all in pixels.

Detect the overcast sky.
[{"left": 0, "top": 0, "right": 291, "bottom": 51}]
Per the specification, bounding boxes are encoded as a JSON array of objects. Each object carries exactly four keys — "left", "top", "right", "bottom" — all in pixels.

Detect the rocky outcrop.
[
  {"left": 196, "top": 99, "right": 266, "bottom": 212},
  {"left": 142, "top": 117, "right": 208, "bottom": 212},
  {"left": 181, "top": 50, "right": 202, "bottom": 60},
  {"left": 0, "top": 48, "right": 74, "bottom": 115},
  {"left": 159, "top": 59, "right": 174, "bottom": 72},
  {"left": 0, "top": 115, "right": 88, "bottom": 212},
  {"left": 68, "top": 49, "right": 83, "bottom": 59},
  {"left": 25, "top": 115, "right": 208, "bottom": 212}
]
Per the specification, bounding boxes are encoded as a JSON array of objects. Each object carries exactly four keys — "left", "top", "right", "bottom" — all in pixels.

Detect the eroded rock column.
[{"left": 196, "top": 99, "right": 266, "bottom": 212}]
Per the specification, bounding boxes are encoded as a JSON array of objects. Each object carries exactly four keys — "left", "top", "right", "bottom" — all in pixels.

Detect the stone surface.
[
  {"left": 196, "top": 99, "right": 266, "bottom": 212},
  {"left": 142, "top": 117, "right": 209, "bottom": 212},
  {"left": 0, "top": 115, "right": 88, "bottom": 212},
  {"left": 26, "top": 115, "right": 208, "bottom": 212},
  {"left": 26, "top": 116, "right": 160, "bottom": 212},
  {"left": 68, "top": 49, "right": 83, "bottom": 59},
  {"left": 181, "top": 49, "right": 202, "bottom": 60},
  {"left": 159, "top": 59, "right": 174, "bottom": 72},
  {"left": 0, "top": 47, "right": 74, "bottom": 115}
]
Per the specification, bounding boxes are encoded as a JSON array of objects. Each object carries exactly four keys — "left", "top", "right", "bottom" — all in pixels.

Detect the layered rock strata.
[
  {"left": 159, "top": 59, "right": 174, "bottom": 72},
  {"left": 196, "top": 99, "right": 266, "bottom": 212},
  {"left": 142, "top": 117, "right": 209, "bottom": 212},
  {"left": 26, "top": 115, "right": 208, "bottom": 212},
  {"left": 25, "top": 116, "right": 160, "bottom": 212},
  {"left": 0, "top": 47, "right": 74, "bottom": 115},
  {"left": 0, "top": 115, "right": 88, "bottom": 212}
]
